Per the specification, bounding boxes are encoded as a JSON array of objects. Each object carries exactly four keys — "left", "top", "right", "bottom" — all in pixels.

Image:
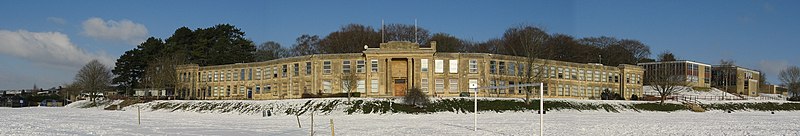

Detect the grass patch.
[{"left": 692, "top": 87, "right": 711, "bottom": 92}]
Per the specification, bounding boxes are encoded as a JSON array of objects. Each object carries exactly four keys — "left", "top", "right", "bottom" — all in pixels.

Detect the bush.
[
  {"left": 632, "top": 103, "right": 687, "bottom": 112},
  {"left": 459, "top": 92, "right": 470, "bottom": 97},
  {"left": 404, "top": 87, "right": 430, "bottom": 106},
  {"left": 301, "top": 93, "right": 321, "bottom": 98},
  {"left": 788, "top": 96, "right": 800, "bottom": 101},
  {"left": 601, "top": 89, "right": 625, "bottom": 100},
  {"left": 630, "top": 94, "right": 639, "bottom": 101},
  {"left": 324, "top": 92, "right": 361, "bottom": 98}
]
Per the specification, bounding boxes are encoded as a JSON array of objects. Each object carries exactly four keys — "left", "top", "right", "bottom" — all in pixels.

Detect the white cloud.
[
  {"left": 759, "top": 60, "right": 789, "bottom": 83},
  {"left": 82, "top": 17, "right": 148, "bottom": 45},
  {"left": 0, "top": 29, "right": 115, "bottom": 69},
  {"left": 46, "top": 17, "right": 66, "bottom": 25}
]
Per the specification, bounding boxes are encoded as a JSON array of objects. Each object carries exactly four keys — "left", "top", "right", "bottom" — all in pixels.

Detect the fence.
[{"left": 642, "top": 92, "right": 783, "bottom": 102}]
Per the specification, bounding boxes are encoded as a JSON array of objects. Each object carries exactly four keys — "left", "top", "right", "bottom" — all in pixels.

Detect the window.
[
  {"left": 490, "top": 80, "right": 497, "bottom": 94},
  {"left": 468, "top": 79, "right": 478, "bottom": 92},
  {"left": 498, "top": 61, "right": 506, "bottom": 75},
  {"left": 490, "top": 61, "right": 496, "bottom": 74},
  {"left": 306, "top": 62, "right": 312, "bottom": 75},
  {"left": 282, "top": 65, "right": 288, "bottom": 77},
  {"left": 264, "top": 85, "right": 272, "bottom": 93},
  {"left": 248, "top": 69, "right": 253, "bottom": 80},
  {"left": 265, "top": 67, "right": 271, "bottom": 79},
  {"left": 421, "top": 78, "right": 429, "bottom": 92},
  {"left": 421, "top": 59, "right": 429, "bottom": 72},
  {"left": 498, "top": 80, "right": 506, "bottom": 94},
  {"left": 293, "top": 63, "right": 299, "bottom": 76},
  {"left": 508, "top": 82, "right": 515, "bottom": 94},
  {"left": 356, "top": 60, "right": 365, "bottom": 73},
  {"left": 557, "top": 68, "right": 563, "bottom": 79},
  {"left": 557, "top": 84, "right": 564, "bottom": 96},
  {"left": 272, "top": 66, "right": 278, "bottom": 78},
  {"left": 357, "top": 80, "right": 366, "bottom": 93},
  {"left": 255, "top": 85, "right": 261, "bottom": 94},
  {"left": 594, "top": 87, "right": 601, "bottom": 97},
  {"left": 322, "top": 80, "right": 332, "bottom": 93},
  {"left": 371, "top": 60, "right": 378, "bottom": 72},
  {"left": 449, "top": 79, "right": 458, "bottom": 93},
  {"left": 213, "top": 87, "right": 218, "bottom": 96},
  {"left": 570, "top": 85, "right": 577, "bottom": 96},
  {"left": 602, "top": 72, "right": 607, "bottom": 82},
  {"left": 371, "top": 79, "right": 379, "bottom": 93},
  {"left": 343, "top": 60, "right": 351, "bottom": 73},
  {"left": 508, "top": 62, "right": 515, "bottom": 76},
  {"left": 594, "top": 71, "right": 600, "bottom": 82},
  {"left": 323, "top": 61, "right": 331, "bottom": 74},
  {"left": 469, "top": 59, "right": 478, "bottom": 73},
  {"left": 571, "top": 69, "right": 577, "bottom": 79},
  {"left": 449, "top": 60, "right": 458, "bottom": 73},
  {"left": 226, "top": 70, "right": 231, "bottom": 81},
  {"left": 518, "top": 64, "right": 525, "bottom": 76},
  {"left": 255, "top": 68, "right": 261, "bottom": 80},
  {"left": 435, "top": 59, "right": 444, "bottom": 73},
  {"left": 626, "top": 74, "right": 631, "bottom": 83},
  {"left": 435, "top": 79, "right": 445, "bottom": 93},
  {"left": 213, "top": 71, "right": 218, "bottom": 82}
]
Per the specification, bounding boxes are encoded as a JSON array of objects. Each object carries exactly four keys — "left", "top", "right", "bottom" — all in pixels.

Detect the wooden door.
[{"left": 394, "top": 79, "right": 407, "bottom": 96}]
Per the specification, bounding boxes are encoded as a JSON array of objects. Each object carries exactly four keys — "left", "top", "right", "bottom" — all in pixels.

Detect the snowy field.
[{"left": 1, "top": 107, "right": 799, "bottom": 136}]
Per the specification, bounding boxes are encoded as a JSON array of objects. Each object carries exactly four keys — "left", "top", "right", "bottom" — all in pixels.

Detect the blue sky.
[{"left": 1, "top": 0, "right": 798, "bottom": 90}]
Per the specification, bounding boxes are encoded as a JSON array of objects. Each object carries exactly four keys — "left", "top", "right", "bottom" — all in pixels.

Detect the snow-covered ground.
[{"left": 2, "top": 107, "right": 799, "bottom": 136}]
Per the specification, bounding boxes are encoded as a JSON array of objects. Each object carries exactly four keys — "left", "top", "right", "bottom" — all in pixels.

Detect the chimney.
[{"left": 430, "top": 41, "right": 437, "bottom": 52}]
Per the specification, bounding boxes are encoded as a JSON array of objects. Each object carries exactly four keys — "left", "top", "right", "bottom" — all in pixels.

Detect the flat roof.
[{"left": 637, "top": 60, "right": 711, "bottom": 67}]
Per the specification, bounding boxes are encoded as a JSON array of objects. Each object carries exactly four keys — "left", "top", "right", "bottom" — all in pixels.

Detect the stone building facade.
[
  {"left": 712, "top": 65, "right": 760, "bottom": 96},
  {"left": 176, "top": 41, "right": 644, "bottom": 100}
]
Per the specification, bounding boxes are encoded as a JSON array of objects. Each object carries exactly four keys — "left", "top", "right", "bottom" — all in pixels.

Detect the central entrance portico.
[{"left": 363, "top": 41, "right": 436, "bottom": 97}]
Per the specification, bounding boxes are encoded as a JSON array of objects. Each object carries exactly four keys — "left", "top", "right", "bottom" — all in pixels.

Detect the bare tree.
[
  {"left": 657, "top": 50, "right": 677, "bottom": 62},
  {"left": 618, "top": 39, "right": 651, "bottom": 63},
  {"left": 74, "top": 60, "right": 112, "bottom": 102},
  {"left": 429, "top": 33, "right": 466, "bottom": 52},
  {"left": 340, "top": 71, "right": 360, "bottom": 102},
  {"left": 717, "top": 59, "right": 736, "bottom": 93},
  {"left": 255, "top": 41, "right": 289, "bottom": 61},
  {"left": 779, "top": 66, "right": 800, "bottom": 97},
  {"left": 647, "top": 72, "right": 689, "bottom": 103},
  {"left": 319, "top": 24, "right": 381, "bottom": 53},
  {"left": 382, "top": 23, "right": 430, "bottom": 45},
  {"left": 501, "top": 25, "right": 551, "bottom": 104},
  {"left": 142, "top": 54, "right": 186, "bottom": 97},
  {"left": 292, "top": 34, "right": 321, "bottom": 56},
  {"left": 403, "top": 87, "right": 429, "bottom": 106},
  {"left": 58, "top": 83, "right": 81, "bottom": 102}
]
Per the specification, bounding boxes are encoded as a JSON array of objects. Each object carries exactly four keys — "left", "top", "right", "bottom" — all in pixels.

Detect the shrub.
[
  {"left": 788, "top": 96, "right": 800, "bottom": 101},
  {"left": 632, "top": 103, "right": 687, "bottom": 112},
  {"left": 404, "top": 87, "right": 430, "bottom": 106},
  {"left": 630, "top": 94, "right": 639, "bottom": 101},
  {"left": 459, "top": 92, "right": 470, "bottom": 97},
  {"left": 601, "top": 89, "right": 625, "bottom": 100}
]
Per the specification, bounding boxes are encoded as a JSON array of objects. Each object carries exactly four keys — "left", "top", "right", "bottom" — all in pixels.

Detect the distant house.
[
  {"left": 2, "top": 95, "right": 27, "bottom": 107},
  {"left": 135, "top": 89, "right": 170, "bottom": 97}
]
